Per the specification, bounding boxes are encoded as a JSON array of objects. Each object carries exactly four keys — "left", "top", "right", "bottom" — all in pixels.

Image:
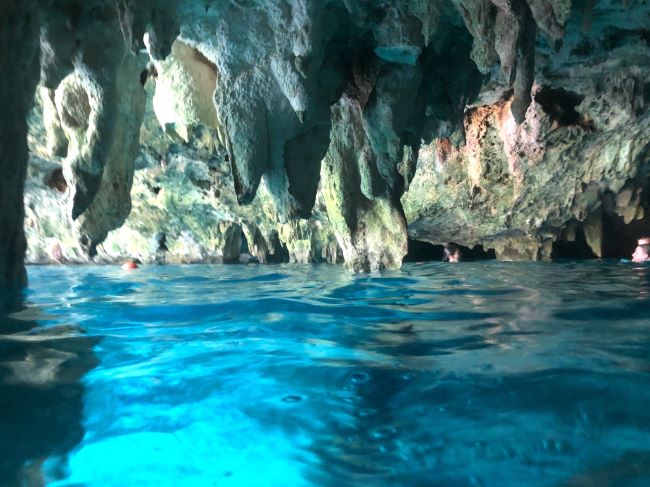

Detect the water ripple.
[{"left": 0, "top": 261, "right": 648, "bottom": 486}]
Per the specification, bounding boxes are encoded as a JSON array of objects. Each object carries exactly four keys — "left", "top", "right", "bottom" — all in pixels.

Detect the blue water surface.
[{"left": 1, "top": 262, "right": 650, "bottom": 486}]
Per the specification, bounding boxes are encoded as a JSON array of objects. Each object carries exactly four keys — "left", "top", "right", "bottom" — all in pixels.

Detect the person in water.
[
  {"left": 153, "top": 232, "right": 168, "bottom": 265},
  {"left": 631, "top": 237, "right": 650, "bottom": 263},
  {"left": 122, "top": 259, "right": 140, "bottom": 270},
  {"left": 443, "top": 243, "right": 462, "bottom": 263}
]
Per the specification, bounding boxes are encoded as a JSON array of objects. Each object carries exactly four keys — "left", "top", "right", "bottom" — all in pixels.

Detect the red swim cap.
[{"left": 122, "top": 261, "right": 139, "bottom": 270}]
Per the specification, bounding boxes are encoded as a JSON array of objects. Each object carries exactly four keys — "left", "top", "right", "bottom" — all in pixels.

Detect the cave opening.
[
  {"left": 602, "top": 212, "right": 650, "bottom": 259},
  {"left": 404, "top": 239, "right": 496, "bottom": 262},
  {"left": 459, "top": 243, "right": 497, "bottom": 261},
  {"left": 597, "top": 185, "right": 650, "bottom": 259},
  {"left": 240, "top": 231, "right": 250, "bottom": 255},
  {"left": 42, "top": 167, "right": 68, "bottom": 193},
  {"left": 551, "top": 224, "right": 597, "bottom": 259},
  {"left": 266, "top": 231, "right": 290, "bottom": 264},
  {"left": 5, "top": 1, "right": 650, "bottom": 485},
  {"left": 403, "top": 238, "right": 444, "bottom": 262}
]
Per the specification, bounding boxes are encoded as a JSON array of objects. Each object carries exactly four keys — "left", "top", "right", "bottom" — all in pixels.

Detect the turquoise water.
[{"left": 1, "top": 262, "right": 650, "bottom": 486}]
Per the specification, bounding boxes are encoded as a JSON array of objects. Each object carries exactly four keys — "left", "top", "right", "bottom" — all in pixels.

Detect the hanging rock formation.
[
  {"left": 53, "top": 55, "right": 146, "bottom": 256},
  {"left": 2, "top": 0, "right": 650, "bottom": 287},
  {"left": 36, "top": 0, "right": 180, "bottom": 256},
  {"left": 404, "top": 1, "right": 650, "bottom": 260},
  {"left": 322, "top": 95, "right": 408, "bottom": 272}
]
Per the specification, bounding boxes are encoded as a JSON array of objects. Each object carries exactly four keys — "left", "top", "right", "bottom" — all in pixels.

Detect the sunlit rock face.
[
  {"left": 34, "top": 0, "right": 180, "bottom": 258},
  {"left": 12, "top": 0, "right": 650, "bottom": 280},
  {"left": 27, "top": 79, "right": 339, "bottom": 266}
]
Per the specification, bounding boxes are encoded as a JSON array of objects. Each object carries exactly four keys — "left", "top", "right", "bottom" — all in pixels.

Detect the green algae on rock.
[{"left": 8, "top": 0, "right": 650, "bottom": 282}]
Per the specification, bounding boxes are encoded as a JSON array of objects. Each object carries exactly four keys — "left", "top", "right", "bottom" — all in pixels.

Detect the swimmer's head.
[
  {"left": 121, "top": 260, "right": 139, "bottom": 270},
  {"left": 443, "top": 244, "right": 462, "bottom": 263},
  {"left": 632, "top": 240, "right": 650, "bottom": 263}
]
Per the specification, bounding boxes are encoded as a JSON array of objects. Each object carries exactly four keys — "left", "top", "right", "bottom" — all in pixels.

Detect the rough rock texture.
[
  {"left": 0, "top": 0, "right": 41, "bottom": 290},
  {"left": 0, "top": 0, "right": 180, "bottom": 288},
  {"left": 404, "top": 2, "right": 650, "bottom": 260},
  {"left": 149, "top": 39, "right": 221, "bottom": 143},
  {"left": 175, "top": 0, "right": 485, "bottom": 269},
  {"left": 36, "top": 0, "right": 181, "bottom": 257},
  {"left": 26, "top": 79, "right": 339, "bottom": 266},
  {"left": 56, "top": 54, "right": 146, "bottom": 256},
  {"left": 4, "top": 0, "right": 650, "bottom": 287},
  {"left": 322, "top": 96, "right": 407, "bottom": 271}
]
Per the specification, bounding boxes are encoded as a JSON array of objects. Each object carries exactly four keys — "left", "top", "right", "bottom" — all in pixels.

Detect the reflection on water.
[
  {"left": 0, "top": 294, "right": 98, "bottom": 486},
  {"left": 1, "top": 262, "right": 650, "bottom": 485}
]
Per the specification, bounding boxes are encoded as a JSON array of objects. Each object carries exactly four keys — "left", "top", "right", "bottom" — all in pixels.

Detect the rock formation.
[
  {"left": 2, "top": 0, "right": 650, "bottom": 287},
  {"left": 404, "top": 2, "right": 650, "bottom": 260},
  {"left": 0, "top": 0, "right": 41, "bottom": 290}
]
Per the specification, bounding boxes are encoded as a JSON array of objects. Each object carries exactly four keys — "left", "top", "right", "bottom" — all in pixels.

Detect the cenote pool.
[{"left": 1, "top": 262, "right": 650, "bottom": 486}]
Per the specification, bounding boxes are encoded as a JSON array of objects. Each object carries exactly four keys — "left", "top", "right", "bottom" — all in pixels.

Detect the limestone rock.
[
  {"left": 322, "top": 96, "right": 408, "bottom": 272},
  {"left": 26, "top": 77, "right": 342, "bottom": 267},
  {"left": 404, "top": 40, "right": 650, "bottom": 261},
  {"left": 583, "top": 208, "right": 603, "bottom": 258},
  {"left": 149, "top": 39, "right": 220, "bottom": 143},
  {"left": 0, "top": 0, "right": 41, "bottom": 289},
  {"left": 486, "top": 233, "right": 545, "bottom": 261},
  {"left": 38, "top": 87, "right": 68, "bottom": 158},
  {"left": 6, "top": 0, "right": 650, "bottom": 286},
  {"left": 55, "top": 55, "right": 147, "bottom": 256}
]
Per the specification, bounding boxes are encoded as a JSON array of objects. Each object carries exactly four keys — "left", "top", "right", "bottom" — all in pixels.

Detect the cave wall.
[
  {"left": 404, "top": 1, "right": 650, "bottom": 260},
  {"left": 26, "top": 69, "right": 339, "bottom": 266},
  {"left": 0, "top": 0, "right": 41, "bottom": 290},
  {"left": 4, "top": 0, "right": 650, "bottom": 285}
]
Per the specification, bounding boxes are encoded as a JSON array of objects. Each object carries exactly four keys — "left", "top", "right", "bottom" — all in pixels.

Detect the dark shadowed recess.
[
  {"left": 240, "top": 231, "right": 250, "bottom": 255},
  {"left": 403, "top": 239, "right": 445, "bottom": 262},
  {"left": 404, "top": 239, "right": 495, "bottom": 262},
  {"left": 0, "top": 295, "right": 99, "bottom": 485},
  {"left": 552, "top": 225, "right": 597, "bottom": 260},
  {"left": 601, "top": 185, "right": 650, "bottom": 259},
  {"left": 603, "top": 212, "right": 650, "bottom": 259},
  {"left": 534, "top": 86, "right": 591, "bottom": 128},
  {"left": 265, "top": 231, "right": 291, "bottom": 264},
  {"left": 534, "top": 86, "right": 581, "bottom": 125},
  {"left": 42, "top": 167, "right": 68, "bottom": 193},
  {"left": 460, "top": 243, "right": 496, "bottom": 261}
]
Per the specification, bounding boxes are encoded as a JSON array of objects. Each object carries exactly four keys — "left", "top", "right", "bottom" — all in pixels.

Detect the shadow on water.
[{"left": 0, "top": 290, "right": 99, "bottom": 486}]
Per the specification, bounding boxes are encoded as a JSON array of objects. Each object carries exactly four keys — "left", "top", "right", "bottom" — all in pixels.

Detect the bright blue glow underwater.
[{"left": 5, "top": 262, "right": 650, "bottom": 485}]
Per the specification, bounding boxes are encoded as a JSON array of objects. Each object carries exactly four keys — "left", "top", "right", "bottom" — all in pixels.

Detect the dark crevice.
[
  {"left": 460, "top": 244, "right": 496, "bottom": 261},
  {"left": 602, "top": 182, "right": 650, "bottom": 259},
  {"left": 404, "top": 239, "right": 444, "bottom": 262},
  {"left": 139, "top": 68, "right": 149, "bottom": 86},
  {"left": 602, "top": 26, "right": 650, "bottom": 51},
  {"left": 42, "top": 167, "right": 67, "bottom": 193},
  {"left": 240, "top": 231, "right": 250, "bottom": 255},
  {"left": 404, "top": 239, "right": 495, "bottom": 262},
  {"left": 602, "top": 212, "right": 650, "bottom": 259},
  {"left": 266, "top": 231, "right": 290, "bottom": 264},
  {"left": 602, "top": 190, "right": 650, "bottom": 259},
  {"left": 552, "top": 224, "right": 597, "bottom": 259},
  {"left": 534, "top": 86, "right": 590, "bottom": 127}
]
